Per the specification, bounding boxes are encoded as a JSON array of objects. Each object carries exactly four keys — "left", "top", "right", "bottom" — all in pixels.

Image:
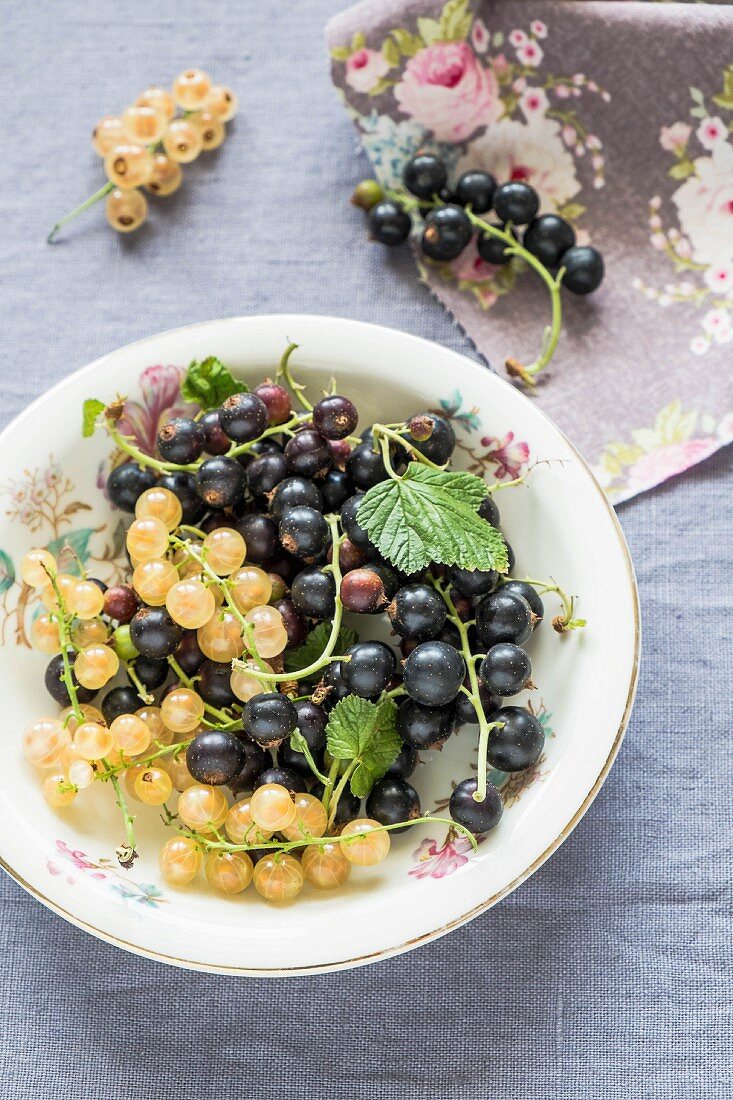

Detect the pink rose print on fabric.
[
  {"left": 625, "top": 438, "right": 718, "bottom": 493},
  {"left": 659, "top": 122, "right": 692, "bottom": 153},
  {"left": 672, "top": 141, "right": 733, "bottom": 266},
  {"left": 471, "top": 18, "right": 489, "bottom": 54},
  {"left": 345, "top": 47, "right": 390, "bottom": 94},
  {"left": 394, "top": 41, "right": 501, "bottom": 142}
]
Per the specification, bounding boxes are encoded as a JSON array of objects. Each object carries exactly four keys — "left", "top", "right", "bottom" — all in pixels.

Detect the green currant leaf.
[
  {"left": 82, "top": 398, "right": 106, "bottom": 438},
  {"left": 356, "top": 464, "right": 508, "bottom": 575},
  {"left": 283, "top": 622, "right": 358, "bottom": 677},
  {"left": 326, "top": 696, "right": 401, "bottom": 799},
  {"left": 181, "top": 357, "right": 248, "bottom": 409}
]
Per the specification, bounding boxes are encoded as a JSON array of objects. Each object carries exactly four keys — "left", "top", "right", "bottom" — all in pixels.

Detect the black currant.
[
  {"left": 312, "top": 395, "right": 358, "bottom": 441},
  {"left": 475, "top": 589, "right": 533, "bottom": 648},
  {"left": 477, "top": 226, "right": 516, "bottom": 265},
  {"left": 454, "top": 170, "right": 496, "bottom": 214},
  {"left": 454, "top": 679, "right": 498, "bottom": 725},
  {"left": 279, "top": 506, "right": 329, "bottom": 561},
  {"left": 318, "top": 468, "right": 353, "bottom": 512},
  {"left": 403, "top": 154, "right": 447, "bottom": 199},
  {"left": 493, "top": 181, "right": 539, "bottom": 226},
  {"left": 187, "top": 730, "right": 246, "bottom": 786},
  {"left": 397, "top": 698, "right": 456, "bottom": 750},
  {"left": 501, "top": 580, "right": 544, "bottom": 623},
  {"left": 218, "top": 392, "right": 269, "bottom": 444},
  {"left": 368, "top": 200, "right": 412, "bottom": 245},
  {"left": 243, "top": 691, "right": 298, "bottom": 748},
  {"left": 44, "top": 653, "right": 96, "bottom": 706},
  {"left": 277, "top": 739, "right": 324, "bottom": 778},
  {"left": 479, "top": 643, "right": 531, "bottom": 696},
  {"left": 340, "top": 567, "right": 389, "bottom": 614},
  {"left": 449, "top": 565, "right": 498, "bottom": 598},
  {"left": 246, "top": 451, "right": 289, "bottom": 496},
  {"left": 322, "top": 660, "right": 350, "bottom": 705},
  {"left": 196, "top": 456, "right": 245, "bottom": 509},
  {"left": 269, "top": 476, "right": 323, "bottom": 522},
  {"left": 284, "top": 429, "right": 332, "bottom": 478},
  {"left": 291, "top": 567, "right": 336, "bottom": 620},
  {"left": 255, "top": 766, "right": 307, "bottom": 796},
  {"left": 254, "top": 381, "right": 292, "bottom": 425},
  {"left": 129, "top": 607, "right": 183, "bottom": 659},
  {"left": 421, "top": 204, "right": 472, "bottom": 261},
  {"left": 173, "top": 632, "right": 205, "bottom": 677},
  {"left": 385, "top": 741, "right": 418, "bottom": 780},
  {"left": 346, "top": 443, "right": 389, "bottom": 489},
  {"left": 229, "top": 740, "right": 270, "bottom": 796},
  {"left": 403, "top": 640, "right": 465, "bottom": 706},
  {"left": 294, "top": 699, "right": 328, "bottom": 753},
  {"left": 523, "top": 214, "right": 575, "bottom": 267},
  {"left": 366, "top": 777, "right": 421, "bottom": 829},
  {"left": 388, "top": 583, "right": 446, "bottom": 640},
  {"left": 340, "top": 493, "right": 372, "bottom": 548},
  {"left": 487, "top": 706, "right": 544, "bottom": 771},
  {"left": 157, "top": 471, "right": 206, "bottom": 525},
  {"left": 478, "top": 494, "right": 500, "bottom": 527},
  {"left": 450, "top": 778, "right": 503, "bottom": 834},
  {"left": 404, "top": 413, "right": 456, "bottom": 464},
  {"left": 107, "top": 462, "right": 157, "bottom": 512},
  {"left": 198, "top": 659, "right": 237, "bottom": 708},
  {"left": 130, "top": 656, "right": 169, "bottom": 690},
  {"left": 233, "top": 513, "right": 278, "bottom": 563},
  {"left": 341, "top": 641, "right": 396, "bottom": 698},
  {"left": 560, "top": 245, "right": 605, "bottom": 294},
  {"left": 199, "top": 409, "right": 231, "bottom": 455},
  {"left": 157, "top": 417, "right": 205, "bottom": 464},
  {"left": 103, "top": 584, "right": 139, "bottom": 624},
  {"left": 101, "top": 686, "right": 141, "bottom": 725},
  {"left": 272, "top": 598, "right": 308, "bottom": 649}
]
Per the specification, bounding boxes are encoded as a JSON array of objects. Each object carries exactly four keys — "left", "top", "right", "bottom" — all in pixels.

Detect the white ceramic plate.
[{"left": 0, "top": 315, "right": 639, "bottom": 974}]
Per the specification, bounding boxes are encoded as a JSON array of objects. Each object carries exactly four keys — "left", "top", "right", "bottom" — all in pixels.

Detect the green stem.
[
  {"left": 107, "top": 769, "right": 137, "bottom": 864},
  {"left": 43, "top": 568, "right": 82, "bottom": 722},
  {"left": 98, "top": 737, "right": 193, "bottom": 781},
  {"left": 167, "top": 653, "right": 236, "bottom": 723},
  {"left": 372, "top": 423, "right": 445, "bottom": 471},
  {"left": 125, "top": 660, "right": 154, "bottom": 705},
  {"left": 276, "top": 341, "right": 313, "bottom": 412},
  {"left": 519, "top": 576, "right": 586, "bottom": 632},
  {"left": 107, "top": 421, "right": 195, "bottom": 473},
  {"left": 321, "top": 756, "right": 341, "bottom": 817},
  {"left": 232, "top": 516, "right": 345, "bottom": 684},
  {"left": 47, "top": 181, "right": 115, "bottom": 244},
  {"left": 466, "top": 210, "right": 564, "bottom": 385},
  {"left": 326, "top": 759, "right": 358, "bottom": 831},
  {"left": 434, "top": 580, "right": 502, "bottom": 803},
  {"left": 176, "top": 812, "right": 478, "bottom": 857}
]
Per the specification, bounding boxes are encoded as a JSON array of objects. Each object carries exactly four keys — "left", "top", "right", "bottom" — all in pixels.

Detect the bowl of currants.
[{"left": 0, "top": 315, "right": 639, "bottom": 974}]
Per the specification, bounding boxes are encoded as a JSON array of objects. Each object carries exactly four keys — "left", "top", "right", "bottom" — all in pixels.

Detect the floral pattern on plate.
[{"left": 47, "top": 840, "right": 166, "bottom": 912}]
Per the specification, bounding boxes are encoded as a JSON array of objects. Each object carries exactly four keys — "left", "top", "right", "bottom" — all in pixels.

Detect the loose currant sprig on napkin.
[
  {"left": 48, "top": 69, "right": 237, "bottom": 243},
  {"left": 351, "top": 152, "right": 605, "bottom": 386}
]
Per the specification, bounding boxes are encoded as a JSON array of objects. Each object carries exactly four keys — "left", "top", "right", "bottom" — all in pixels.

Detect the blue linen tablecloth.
[{"left": 1, "top": 2, "right": 731, "bottom": 1096}]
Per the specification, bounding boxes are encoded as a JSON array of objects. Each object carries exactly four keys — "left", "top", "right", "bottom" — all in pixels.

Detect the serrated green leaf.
[
  {"left": 439, "top": 0, "right": 472, "bottom": 40},
  {"left": 390, "top": 28, "right": 423, "bottom": 57},
  {"left": 382, "top": 36, "right": 400, "bottom": 67},
  {"left": 180, "top": 356, "right": 248, "bottom": 409},
  {"left": 330, "top": 45, "right": 351, "bottom": 61},
  {"left": 326, "top": 696, "right": 401, "bottom": 798},
  {"left": 284, "top": 622, "right": 358, "bottom": 676},
  {"left": 417, "top": 16, "right": 442, "bottom": 44},
  {"left": 82, "top": 399, "right": 105, "bottom": 438},
  {"left": 356, "top": 464, "right": 508, "bottom": 574}
]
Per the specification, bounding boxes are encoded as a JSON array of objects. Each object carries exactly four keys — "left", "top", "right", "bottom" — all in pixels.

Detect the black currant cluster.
[
  {"left": 101, "top": 374, "right": 546, "bottom": 841},
  {"left": 358, "top": 152, "right": 604, "bottom": 296}
]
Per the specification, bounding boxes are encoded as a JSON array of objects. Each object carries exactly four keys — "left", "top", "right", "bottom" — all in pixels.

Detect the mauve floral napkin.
[{"left": 325, "top": 0, "right": 733, "bottom": 503}]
